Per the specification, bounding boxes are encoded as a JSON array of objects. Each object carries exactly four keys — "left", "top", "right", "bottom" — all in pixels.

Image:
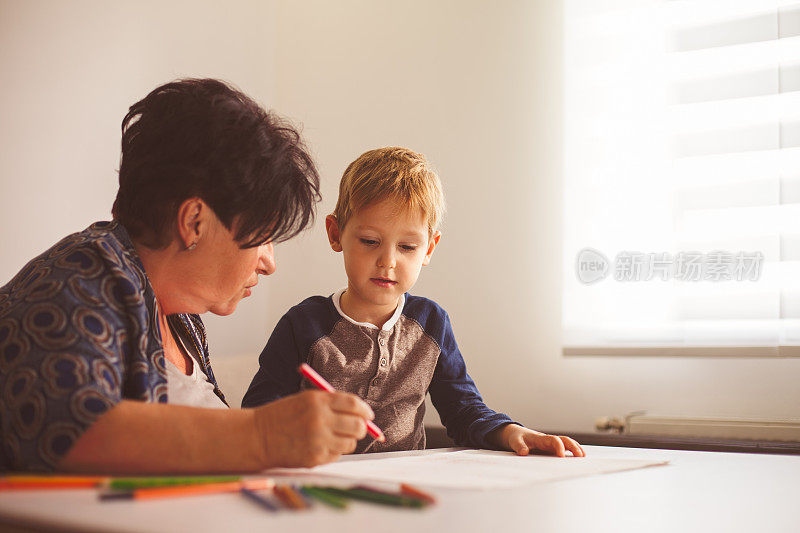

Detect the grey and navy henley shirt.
[{"left": 242, "top": 289, "right": 516, "bottom": 453}]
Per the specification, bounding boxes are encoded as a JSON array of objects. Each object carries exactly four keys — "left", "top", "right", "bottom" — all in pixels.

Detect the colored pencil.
[
  {"left": 321, "top": 486, "right": 426, "bottom": 508},
  {"left": 283, "top": 485, "right": 309, "bottom": 509},
  {"left": 400, "top": 483, "right": 437, "bottom": 504},
  {"left": 300, "top": 486, "right": 349, "bottom": 509},
  {"left": 240, "top": 486, "right": 279, "bottom": 512},
  {"left": 108, "top": 476, "right": 241, "bottom": 490},
  {"left": 292, "top": 484, "right": 316, "bottom": 507},
  {"left": 0, "top": 475, "right": 105, "bottom": 490},
  {"left": 353, "top": 484, "right": 434, "bottom": 506},
  {"left": 99, "top": 478, "right": 274, "bottom": 501},
  {"left": 298, "top": 363, "right": 385, "bottom": 442},
  {"left": 0, "top": 475, "right": 244, "bottom": 491},
  {"left": 273, "top": 485, "right": 308, "bottom": 509}
]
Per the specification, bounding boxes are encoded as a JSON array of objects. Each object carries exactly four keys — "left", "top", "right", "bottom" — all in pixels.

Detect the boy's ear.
[
  {"left": 422, "top": 231, "right": 441, "bottom": 266},
  {"left": 325, "top": 215, "right": 343, "bottom": 252}
]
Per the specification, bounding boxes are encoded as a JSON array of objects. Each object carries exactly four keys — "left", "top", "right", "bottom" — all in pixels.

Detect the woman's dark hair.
[{"left": 112, "top": 78, "right": 321, "bottom": 249}]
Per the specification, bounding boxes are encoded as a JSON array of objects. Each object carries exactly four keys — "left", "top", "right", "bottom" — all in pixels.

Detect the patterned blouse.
[{"left": 0, "top": 221, "right": 227, "bottom": 472}]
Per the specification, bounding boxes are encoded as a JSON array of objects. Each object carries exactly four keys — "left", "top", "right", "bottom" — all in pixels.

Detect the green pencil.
[
  {"left": 300, "top": 486, "right": 349, "bottom": 509},
  {"left": 107, "top": 476, "right": 240, "bottom": 490},
  {"left": 321, "top": 487, "right": 426, "bottom": 508}
]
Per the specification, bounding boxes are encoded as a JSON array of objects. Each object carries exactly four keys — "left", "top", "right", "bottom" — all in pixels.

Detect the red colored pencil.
[{"left": 298, "top": 363, "right": 386, "bottom": 442}]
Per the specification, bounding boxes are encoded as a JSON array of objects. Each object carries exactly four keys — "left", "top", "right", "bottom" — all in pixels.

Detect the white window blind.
[{"left": 563, "top": 0, "right": 800, "bottom": 355}]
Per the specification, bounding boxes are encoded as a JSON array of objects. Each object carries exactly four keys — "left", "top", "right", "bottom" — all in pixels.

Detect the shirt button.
[
  {"left": 379, "top": 338, "right": 385, "bottom": 346},
  {"left": 380, "top": 358, "right": 387, "bottom": 367}
]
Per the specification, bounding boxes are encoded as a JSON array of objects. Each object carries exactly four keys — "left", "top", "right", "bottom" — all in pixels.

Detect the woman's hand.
[
  {"left": 252, "top": 390, "right": 375, "bottom": 468},
  {"left": 490, "top": 424, "right": 585, "bottom": 457},
  {"left": 57, "top": 396, "right": 375, "bottom": 475}
]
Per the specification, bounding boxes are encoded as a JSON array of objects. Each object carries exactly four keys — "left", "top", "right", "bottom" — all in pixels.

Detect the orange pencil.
[
  {"left": 400, "top": 483, "right": 437, "bottom": 504},
  {"left": 100, "top": 478, "right": 274, "bottom": 501}
]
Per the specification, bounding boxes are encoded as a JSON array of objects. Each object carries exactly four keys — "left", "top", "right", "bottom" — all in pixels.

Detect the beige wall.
[
  {"left": 267, "top": 0, "right": 800, "bottom": 431},
  {"left": 2, "top": 0, "right": 797, "bottom": 431},
  {"left": 0, "top": 0, "right": 277, "bottom": 376}
]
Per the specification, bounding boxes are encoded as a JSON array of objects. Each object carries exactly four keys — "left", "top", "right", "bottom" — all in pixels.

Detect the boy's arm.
[
  {"left": 241, "top": 314, "right": 304, "bottom": 408},
  {"left": 428, "top": 311, "right": 584, "bottom": 456},
  {"left": 427, "top": 310, "right": 519, "bottom": 449}
]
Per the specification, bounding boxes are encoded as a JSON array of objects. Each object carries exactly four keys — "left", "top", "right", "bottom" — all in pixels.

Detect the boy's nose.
[
  {"left": 377, "top": 249, "right": 396, "bottom": 269},
  {"left": 257, "top": 242, "right": 277, "bottom": 275}
]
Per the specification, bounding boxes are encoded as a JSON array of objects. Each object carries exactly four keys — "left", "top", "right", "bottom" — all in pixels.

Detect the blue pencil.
[{"left": 240, "top": 486, "right": 279, "bottom": 512}]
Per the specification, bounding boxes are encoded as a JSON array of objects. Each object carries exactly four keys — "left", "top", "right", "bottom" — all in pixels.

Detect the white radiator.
[{"left": 596, "top": 413, "right": 800, "bottom": 441}]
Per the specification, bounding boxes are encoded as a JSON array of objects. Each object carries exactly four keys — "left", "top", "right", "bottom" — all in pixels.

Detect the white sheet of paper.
[{"left": 270, "top": 449, "right": 668, "bottom": 490}]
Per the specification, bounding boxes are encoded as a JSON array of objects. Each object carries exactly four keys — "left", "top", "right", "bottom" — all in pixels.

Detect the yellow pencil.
[{"left": 273, "top": 485, "right": 308, "bottom": 509}]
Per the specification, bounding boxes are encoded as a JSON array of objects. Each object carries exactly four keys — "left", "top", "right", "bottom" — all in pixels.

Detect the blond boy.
[{"left": 243, "top": 147, "right": 584, "bottom": 456}]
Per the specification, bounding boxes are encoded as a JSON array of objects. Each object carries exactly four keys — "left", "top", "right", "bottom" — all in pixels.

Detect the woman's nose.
[{"left": 258, "top": 242, "right": 277, "bottom": 275}]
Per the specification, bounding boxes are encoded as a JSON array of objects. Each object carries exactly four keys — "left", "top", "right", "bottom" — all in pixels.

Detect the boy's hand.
[{"left": 492, "top": 424, "right": 585, "bottom": 457}]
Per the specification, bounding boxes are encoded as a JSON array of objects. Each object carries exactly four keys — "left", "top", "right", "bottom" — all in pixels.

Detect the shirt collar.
[
  {"left": 109, "top": 221, "right": 147, "bottom": 272},
  {"left": 332, "top": 287, "right": 405, "bottom": 331}
]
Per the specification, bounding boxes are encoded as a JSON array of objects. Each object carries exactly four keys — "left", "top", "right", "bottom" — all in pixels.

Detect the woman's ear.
[
  {"left": 176, "top": 198, "right": 205, "bottom": 250},
  {"left": 422, "top": 230, "right": 441, "bottom": 266},
  {"left": 325, "top": 215, "right": 343, "bottom": 252}
]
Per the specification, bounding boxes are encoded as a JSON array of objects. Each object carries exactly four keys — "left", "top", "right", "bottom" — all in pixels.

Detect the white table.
[{"left": 1, "top": 446, "right": 798, "bottom": 533}]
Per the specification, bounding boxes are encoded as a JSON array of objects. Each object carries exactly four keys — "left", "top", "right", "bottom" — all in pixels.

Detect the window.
[{"left": 563, "top": 0, "right": 800, "bottom": 356}]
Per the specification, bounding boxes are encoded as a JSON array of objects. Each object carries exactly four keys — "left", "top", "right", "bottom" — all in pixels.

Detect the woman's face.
[{"left": 189, "top": 214, "right": 276, "bottom": 316}]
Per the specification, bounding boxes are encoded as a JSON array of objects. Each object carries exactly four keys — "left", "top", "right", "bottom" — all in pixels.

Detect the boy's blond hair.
[{"left": 333, "top": 147, "right": 445, "bottom": 237}]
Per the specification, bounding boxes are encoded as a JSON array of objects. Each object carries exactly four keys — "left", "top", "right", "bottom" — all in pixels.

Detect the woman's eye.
[{"left": 360, "top": 238, "right": 378, "bottom": 246}]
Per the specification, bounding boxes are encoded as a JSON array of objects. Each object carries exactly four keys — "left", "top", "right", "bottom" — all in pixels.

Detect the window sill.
[{"left": 562, "top": 346, "right": 800, "bottom": 357}]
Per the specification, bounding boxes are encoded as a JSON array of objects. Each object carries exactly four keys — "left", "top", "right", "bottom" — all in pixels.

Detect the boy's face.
[{"left": 326, "top": 199, "right": 440, "bottom": 319}]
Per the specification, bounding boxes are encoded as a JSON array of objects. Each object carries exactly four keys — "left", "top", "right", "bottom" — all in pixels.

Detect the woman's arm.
[{"left": 59, "top": 390, "right": 373, "bottom": 474}]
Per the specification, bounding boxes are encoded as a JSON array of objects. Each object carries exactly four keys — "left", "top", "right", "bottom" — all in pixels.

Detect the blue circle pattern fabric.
[{"left": 0, "top": 221, "right": 226, "bottom": 472}]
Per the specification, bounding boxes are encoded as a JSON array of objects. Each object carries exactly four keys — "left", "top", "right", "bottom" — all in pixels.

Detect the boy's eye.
[
  {"left": 400, "top": 245, "right": 417, "bottom": 252},
  {"left": 359, "top": 238, "right": 378, "bottom": 246}
]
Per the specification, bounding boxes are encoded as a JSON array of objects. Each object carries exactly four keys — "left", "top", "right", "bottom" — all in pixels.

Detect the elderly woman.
[{"left": 0, "top": 79, "right": 373, "bottom": 473}]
